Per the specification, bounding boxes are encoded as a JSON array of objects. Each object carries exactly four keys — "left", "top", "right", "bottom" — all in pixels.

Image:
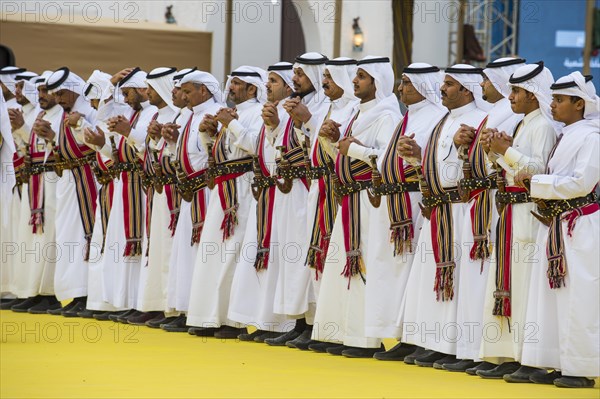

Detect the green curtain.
[{"left": 392, "top": 0, "right": 414, "bottom": 79}]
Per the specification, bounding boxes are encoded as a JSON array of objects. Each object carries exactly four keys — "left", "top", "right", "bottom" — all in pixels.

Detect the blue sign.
[{"left": 518, "top": 0, "right": 600, "bottom": 92}]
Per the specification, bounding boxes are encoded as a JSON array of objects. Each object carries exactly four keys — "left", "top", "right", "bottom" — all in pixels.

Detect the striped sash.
[
  {"left": 118, "top": 111, "right": 144, "bottom": 256},
  {"left": 381, "top": 113, "right": 417, "bottom": 256},
  {"left": 57, "top": 113, "right": 98, "bottom": 261},
  {"left": 159, "top": 142, "right": 182, "bottom": 236},
  {"left": 422, "top": 113, "right": 457, "bottom": 301},
  {"left": 278, "top": 116, "right": 309, "bottom": 190},
  {"left": 306, "top": 107, "right": 338, "bottom": 279},
  {"left": 143, "top": 113, "right": 159, "bottom": 255},
  {"left": 213, "top": 125, "right": 242, "bottom": 241},
  {"left": 27, "top": 111, "right": 51, "bottom": 234},
  {"left": 95, "top": 153, "right": 114, "bottom": 253},
  {"left": 492, "top": 121, "right": 525, "bottom": 317},
  {"left": 334, "top": 111, "right": 368, "bottom": 287},
  {"left": 177, "top": 115, "right": 207, "bottom": 245},
  {"left": 466, "top": 116, "right": 493, "bottom": 266},
  {"left": 254, "top": 124, "right": 278, "bottom": 271}
]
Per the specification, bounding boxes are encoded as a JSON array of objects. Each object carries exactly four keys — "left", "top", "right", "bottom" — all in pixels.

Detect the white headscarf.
[
  {"left": 483, "top": 57, "right": 526, "bottom": 98},
  {"left": 146, "top": 67, "right": 177, "bottom": 111},
  {"left": 352, "top": 56, "right": 402, "bottom": 133},
  {"left": 46, "top": 67, "right": 86, "bottom": 95},
  {"left": 0, "top": 66, "right": 26, "bottom": 95},
  {"left": 294, "top": 52, "right": 328, "bottom": 103},
  {"left": 224, "top": 65, "right": 268, "bottom": 104},
  {"left": 446, "top": 64, "right": 491, "bottom": 111},
  {"left": 356, "top": 55, "right": 395, "bottom": 102},
  {"left": 403, "top": 62, "right": 445, "bottom": 110},
  {"left": 15, "top": 71, "right": 39, "bottom": 105},
  {"left": 551, "top": 71, "right": 600, "bottom": 121},
  {"left": 509, "top": 62, "right": 562, "bottom": 135},
  {"left": 179, "top": 70, "right": 225, "bottom": 105},
  {"left": 83, "top": 70, "right": 113, "bottom": 102},
  {"left": 325, "top": 57, "right": 358, "bottom": 103},
  {"left": 267, "top": 62, "right": 294, "bottom": 91},
  {"left": 173, "top": 67, "right": 197, "bottom": 87},
  {"left": 33, "top": 71, "right": 53, "bottom": 88},
  {"left": 118, "top": 68, "right": 148, "bottom": 89}
]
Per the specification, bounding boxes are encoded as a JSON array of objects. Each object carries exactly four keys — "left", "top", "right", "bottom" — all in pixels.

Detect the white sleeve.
[{"left": 531, "top": 134, "right": 600, "bottom": 200}]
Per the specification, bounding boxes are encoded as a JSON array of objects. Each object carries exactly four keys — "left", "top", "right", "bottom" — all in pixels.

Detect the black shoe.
[
  {"left": 118, "top": 310, "right": 142, "bottom": 323},
  {"left": 95, "top": 311, "right": 122, "bottom": 321},
  {"left": 414, "top": 351, "right": 447, "bottom": 367},
  {"left": 254, "top": 331, "right": 283, "bottom": 343},
  {"left": 161, "top": 315, "right": 188, "bottom": 332},
  {"left": 529, "top": 370, "right": 562, "bottom": 384},
  {"left": 1, "top": 298, "right": 24, "bottom": 310},
  {"left": 326, "top": 345, "right": 350, "bottom": 356},
  {"left": 145, "top": 314, "right": 174, "bottom": 328},
  {"left": 264, "top": 329, "right": 301, "bottom": 346},
  {"left": 127, "top": 311, "right": 162, "bottom": 326},
  {"left": 62, "top": 301, "right": 86, "bottom": 317},
  {"left": 11, "top": 296, "right": 42, "bottom": 312},
  {"left": 214, "top": 326, "right": 247, "bottom": 339},
  {"left": 503, "top": 366, "right": 540, "bottom": 383},
  {"left": 477, "top": 361, "right": 520, "bottom": 379},
  {"left": 342, "top": 344, "right": 385, "bottom": 358},
  {"left": 554, "top": 376, "right": 596, "bottom": 388},
  {"left": 466, "top": 361, "right": 496, "bottom": 376},
  {"left": 188, "top": 326, "right": 220, "bottom": 337},
  {"left": 286, "top": 329, "right": 313, "bottom": 349},
  {"left": 404, "top": 347, "right": 428, "bottom": 365},
  {"left": 238, "top": 329, "right": 268, "bottom": 341},
  {"left": 109, "top": 309, "right": 133, "bottom": 322},
  {"left": 432, "top": 355, "right": 458, "bottom": 370},
  {"left": 308, "top": 342, "right": 342, "bottom": 353},
  {"left": 373, "top": 342, "right": 418, "bottom": 361},
  {"left": 28, "top": 297, "right": 61, "bottom": 314},
  {"left": 77, "top": 308, "right": 102, "bottom": 318},
  {"left": 443, "top": 359, "right": 481, "bottom": 372}
]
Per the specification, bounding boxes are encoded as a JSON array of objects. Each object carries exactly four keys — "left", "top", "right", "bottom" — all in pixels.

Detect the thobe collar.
[
  {"left": 140, "top": 100, "right": 151, "bottom": 110},
  {"left": 522, "top": 108, "right": 542, "bottom": 127},
  {"left": 22, "top": 102, "right": 35, "bottom": 115},
  {"left": 192, "top": 98, "right": 217, "bottom": 115},
  {"left": 358, "top": 98, "right": 378, "bottom": 114},
  {"left": 157, "top": 104, "right": 173, "bottom": 117},
  {"left": 302, "top": 91, "right": 316, "bottom": 106},
  {"left": 43, "top": 104, "right": 63, "bottom": 120},
  {"left": 448, "top": 101, "right": 477, "bottom": 118},
  {"left": 235, "top": 98, "right": 259, "bottom": 112},
  {"left": 406, "top": 99, "right": 430, "bottom": 113}
]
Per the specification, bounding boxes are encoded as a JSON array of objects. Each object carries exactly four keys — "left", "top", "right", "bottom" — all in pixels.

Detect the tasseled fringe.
[
  {"left": 390, "top": 220, "right": 413, "bottom": 257},
  {"left": 83, "top": 234, "right": 92, "bottom": 261},
  {"left": 29, "top": 209, "right": 44, "bottom": 235},
  {"left": 470, "top": 235, "right": 491, "bottom": 273},
  {"left": 123, "top": 239, "right": 143, "bottom": 257},
  {"left": 306, "top": 234, "right": 331, "bottom": 281},
  {"left": 547, "top": 255, "right": 566, "bottom": 289},
  {"left": 254, "top": 247, "right": 269, "bottom": 271},
  {"left": 221, "top": 205, "right": 238, "bottom": 242},
  {"left": 492, "top": 290, "right": 511, "bottom": 318},
  {"left": 191, "top": 222, "right": 203, "bottom": 246},
  {"left": 169, "top": 208, "right": 180, "bottom": 237},
  {"left": 434, "top": 261, "right": 455, "bottom": 302},
  {"left": 341, "top": 250, "right": 366, "bottom": 289}
]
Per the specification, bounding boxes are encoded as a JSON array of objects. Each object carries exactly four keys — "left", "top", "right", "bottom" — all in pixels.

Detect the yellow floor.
[{"left": 1, "top": 310, "right": 598, "bottom": 398}]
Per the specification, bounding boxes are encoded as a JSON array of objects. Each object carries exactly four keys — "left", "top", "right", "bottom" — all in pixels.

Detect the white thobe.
[
  {"left": 311, "top": 98, "right": 398, "bottom": 348},
  {"left": 521, "top": 118, "right": 599, "bottom": 377},
  {"left": 455, "top": 98, "right": 522, "bottom": 360},
  {"left": 367, "top": 100, "right": 447, "bottom": 339},
  {"left": 479, "top": 108, "right": 556, "bottom": 363},
  {"left": 401, "top": 102, "right": 486, "bottom": 355},
  {"left": 166, "top": 100, "right": 220, "bottom": 313},
  {"left": 187, "top": 98, "right": 262, "bottom": 327}
]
